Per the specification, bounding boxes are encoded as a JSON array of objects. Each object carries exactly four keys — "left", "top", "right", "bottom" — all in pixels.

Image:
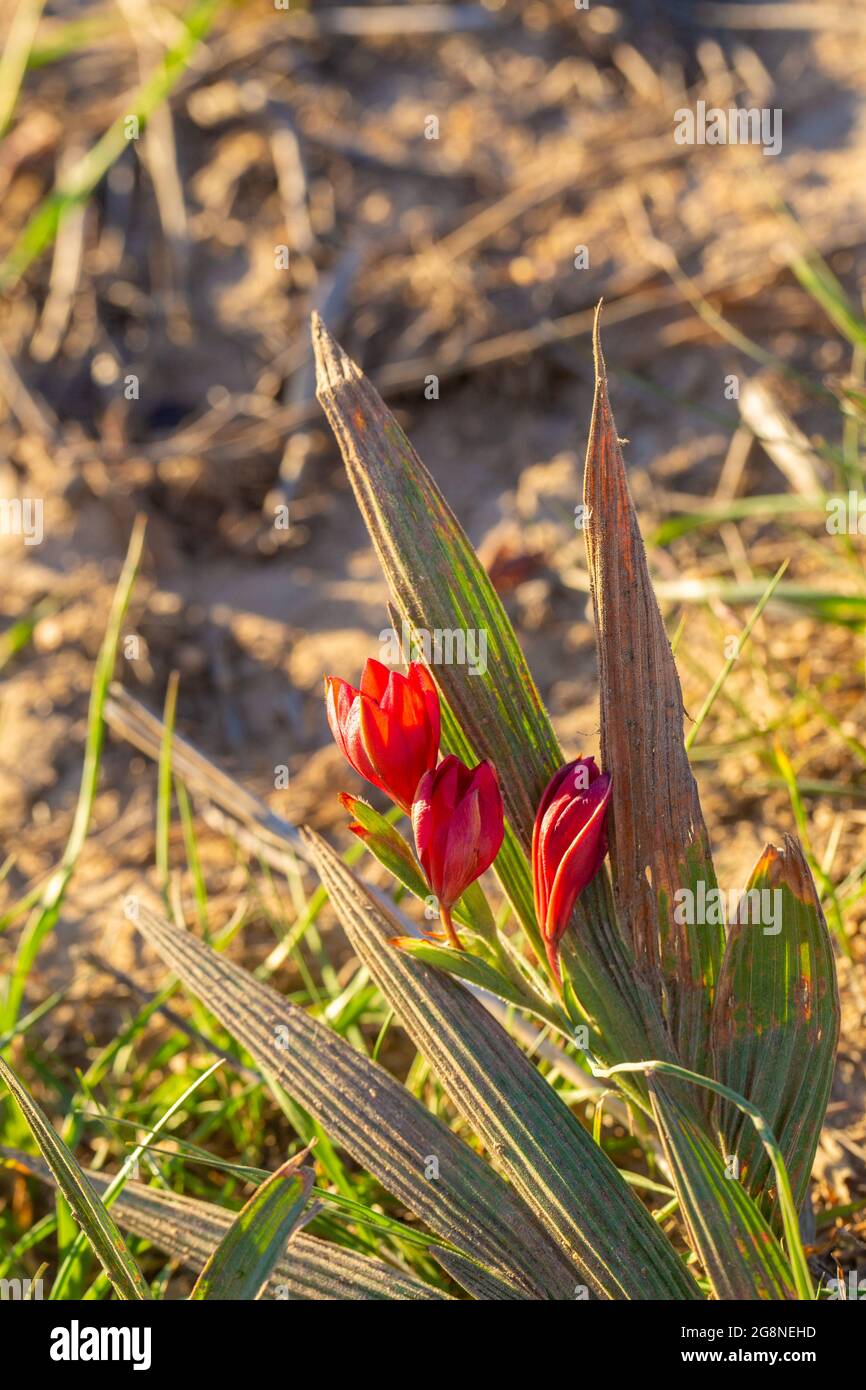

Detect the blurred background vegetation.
[{"left": 1, "top": 0, "right": 866, "bottom": 1296}]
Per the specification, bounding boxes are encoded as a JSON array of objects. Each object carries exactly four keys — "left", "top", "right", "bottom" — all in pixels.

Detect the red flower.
[
  {"left": 412, "top": 754, "right": 504, "bottom": 949},
  {"left": 325, "top": 659, "right": 440, "bottom": 812},
  {"left": 532, "top": 757, "right": 612, "bottom": 978}
]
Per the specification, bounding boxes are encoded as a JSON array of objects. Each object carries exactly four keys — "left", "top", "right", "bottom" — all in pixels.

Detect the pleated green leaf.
[
  {"left": 711, "top": 835, "right": 840, "bottom": 1216},
  {"left": 391, "top": 937, "right": 560, "bottom": 1030},
  {"left": 129, "top": 903, "right": 577, "bottom": 1299},
  {"left": 0, "top": 1060, "right": 150, "bottom": 1301},
  {"left": 190, "top": 1153, "right": 315, "bottom": 1300},
  {"left": 2, "top": 1148, "right": 450, "bottom": 1300},
  {"left": 559, "top": 886, "right": 674, "bottom": 1110},
  {"left": 312, "top": 313, "right": 561, "bottom": 855},
  {"left": 302, "top": 826, "right": 700, "bottom": 1301},
  {"left": 650, "top": 1084, "right": 796, "bottom": 1301}
]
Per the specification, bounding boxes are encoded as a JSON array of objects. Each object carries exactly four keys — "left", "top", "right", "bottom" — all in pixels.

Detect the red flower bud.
[
  {"left": 532, "top": 757, "right": 612, "bottom": 977},
  {"left": 325, "top": 659, "right": 440, "bottom": 812},
  {"left": 412, "top": 755, "right": 504, "bottom": 947}
]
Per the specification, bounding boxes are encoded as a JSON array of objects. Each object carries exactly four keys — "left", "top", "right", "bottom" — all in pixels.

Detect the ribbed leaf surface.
[
  {"left": 130, "top": 904, "right": 575, "bottom": 1298},
  {"left": 711, "top": 836, "right": 840, "bottom": 1215},
  {"left": 2, "top": 1149, "right": 449, "bottom": 1300},
  {"left": 583, "top": 308, "right": 723, "bottom": 1076},
  {"left": 560, "top": 877, "right": 673, "bottom": 1089},
  {"left": 303, "top": 827, "right": 700, "bottom": 1301},
  {"left": 650, "top": 1085, "right": 795, "bottom": 1301},
  {"left": 0, "top": 1061, "right": 150, "bottom": 1300}
]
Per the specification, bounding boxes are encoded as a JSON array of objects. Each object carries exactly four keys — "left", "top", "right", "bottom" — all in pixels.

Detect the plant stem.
[{"left": 439, "top": 905, "right": 463, "bottom": 951}]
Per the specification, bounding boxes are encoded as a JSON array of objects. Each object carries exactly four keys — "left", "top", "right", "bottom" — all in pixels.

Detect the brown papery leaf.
[{"left": 582, "top": 304, "right": 723, "bottom": 1075}]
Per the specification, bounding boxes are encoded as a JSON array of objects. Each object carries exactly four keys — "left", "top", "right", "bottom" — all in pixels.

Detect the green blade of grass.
[
  {"left": 3, "top": 1148, "right": 452, "bottom": 1299},
  {"left": 0, "top": 0, "right": 222, "bottom": 290},
  {"left": 0, "top": 1059, "right": 150, "bottom": 1300},
  {"left": 788, "top": 251, "right": 866, "bottom": 355},
  {"left": 656, "top": 578, "right": 866, "bottom": 627},
  {"left": 26, "top": 13, "right": 122, "bottom": 69},
  {"left": 0, "top": 597, "right": 58, "bottom": 675},
  {"left": 50, "top": 1059, "right": 223, "bottom": 1299},
  {"left": 2, "top": 517, "right": 145, "bottom": 1034},
  {"left": 685, "top": 560, "right": 788, "bottom": 751},
  {"left": 647, "top": 494, "right": 827, "bottom": 548}
]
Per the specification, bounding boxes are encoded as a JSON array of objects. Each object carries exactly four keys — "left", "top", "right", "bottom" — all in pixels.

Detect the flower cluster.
[{"left": 326, "top": 657, "right": 611, "bottom": 970}]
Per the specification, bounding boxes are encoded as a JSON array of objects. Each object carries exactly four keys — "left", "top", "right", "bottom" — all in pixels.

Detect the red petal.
[
  {"left": 533, "top": 758, "right": 597, "bottom": 927},
  {"left": 359, "top": 658, "right": 391, "bottom": 701},
  {"left": 467, "top": 761, "right": 504, "bottom": 871},
  {"left": 439, "top": 785, "right": 483, "bottom": 906},
  {"left": 545, "top": 778, "right": 612, "bottom": 946},
  {"left": 409, "top": 663, "right": 441, "bottom": 761},
  {"left": 546, "top": 774, "right": 611, "bottom": 867},
  {"left": 411, "top": 769, "right": 436, "bottom": 879},
  {"left": 326, "top": 678, "right": 362, "bottom": 766},
  {"left": 344, "top": 694, "right": 389, "bottom": 790}
]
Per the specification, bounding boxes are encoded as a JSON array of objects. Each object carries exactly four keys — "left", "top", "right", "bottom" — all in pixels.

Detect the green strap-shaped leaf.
[
  {"left": 312, "top": 313, "right": 562, "bottom": 855},
  {"left": 302, "top": 827, "right": 700, "bottom": 1301},
  {"left": 391, "top": 937, "right": 560, "bottom": 1031},
  {"left": 433, "top": 1250, "right": 528, "bottom": 1301},
  {"left": 2, "top": 1149, "right": 450, "bottom": 1300},
  {"left": 0, "top": 1060, "right": 150, "bottom": 1300},
  {"left": 582, "top": 307, "right": 723, "bottom": 1076},
  {"left": 649, "top": 1085, "right": 796, "bottom": 1301},
  {"left": 190, "top": 1154, "right": 315, "bottom": 1300},
  {"left": 711, "top": 835, "right": 840, "bottom": 1216},
  {"left": 129, "top": 904, "right": 577, "bottom": 1299}
]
